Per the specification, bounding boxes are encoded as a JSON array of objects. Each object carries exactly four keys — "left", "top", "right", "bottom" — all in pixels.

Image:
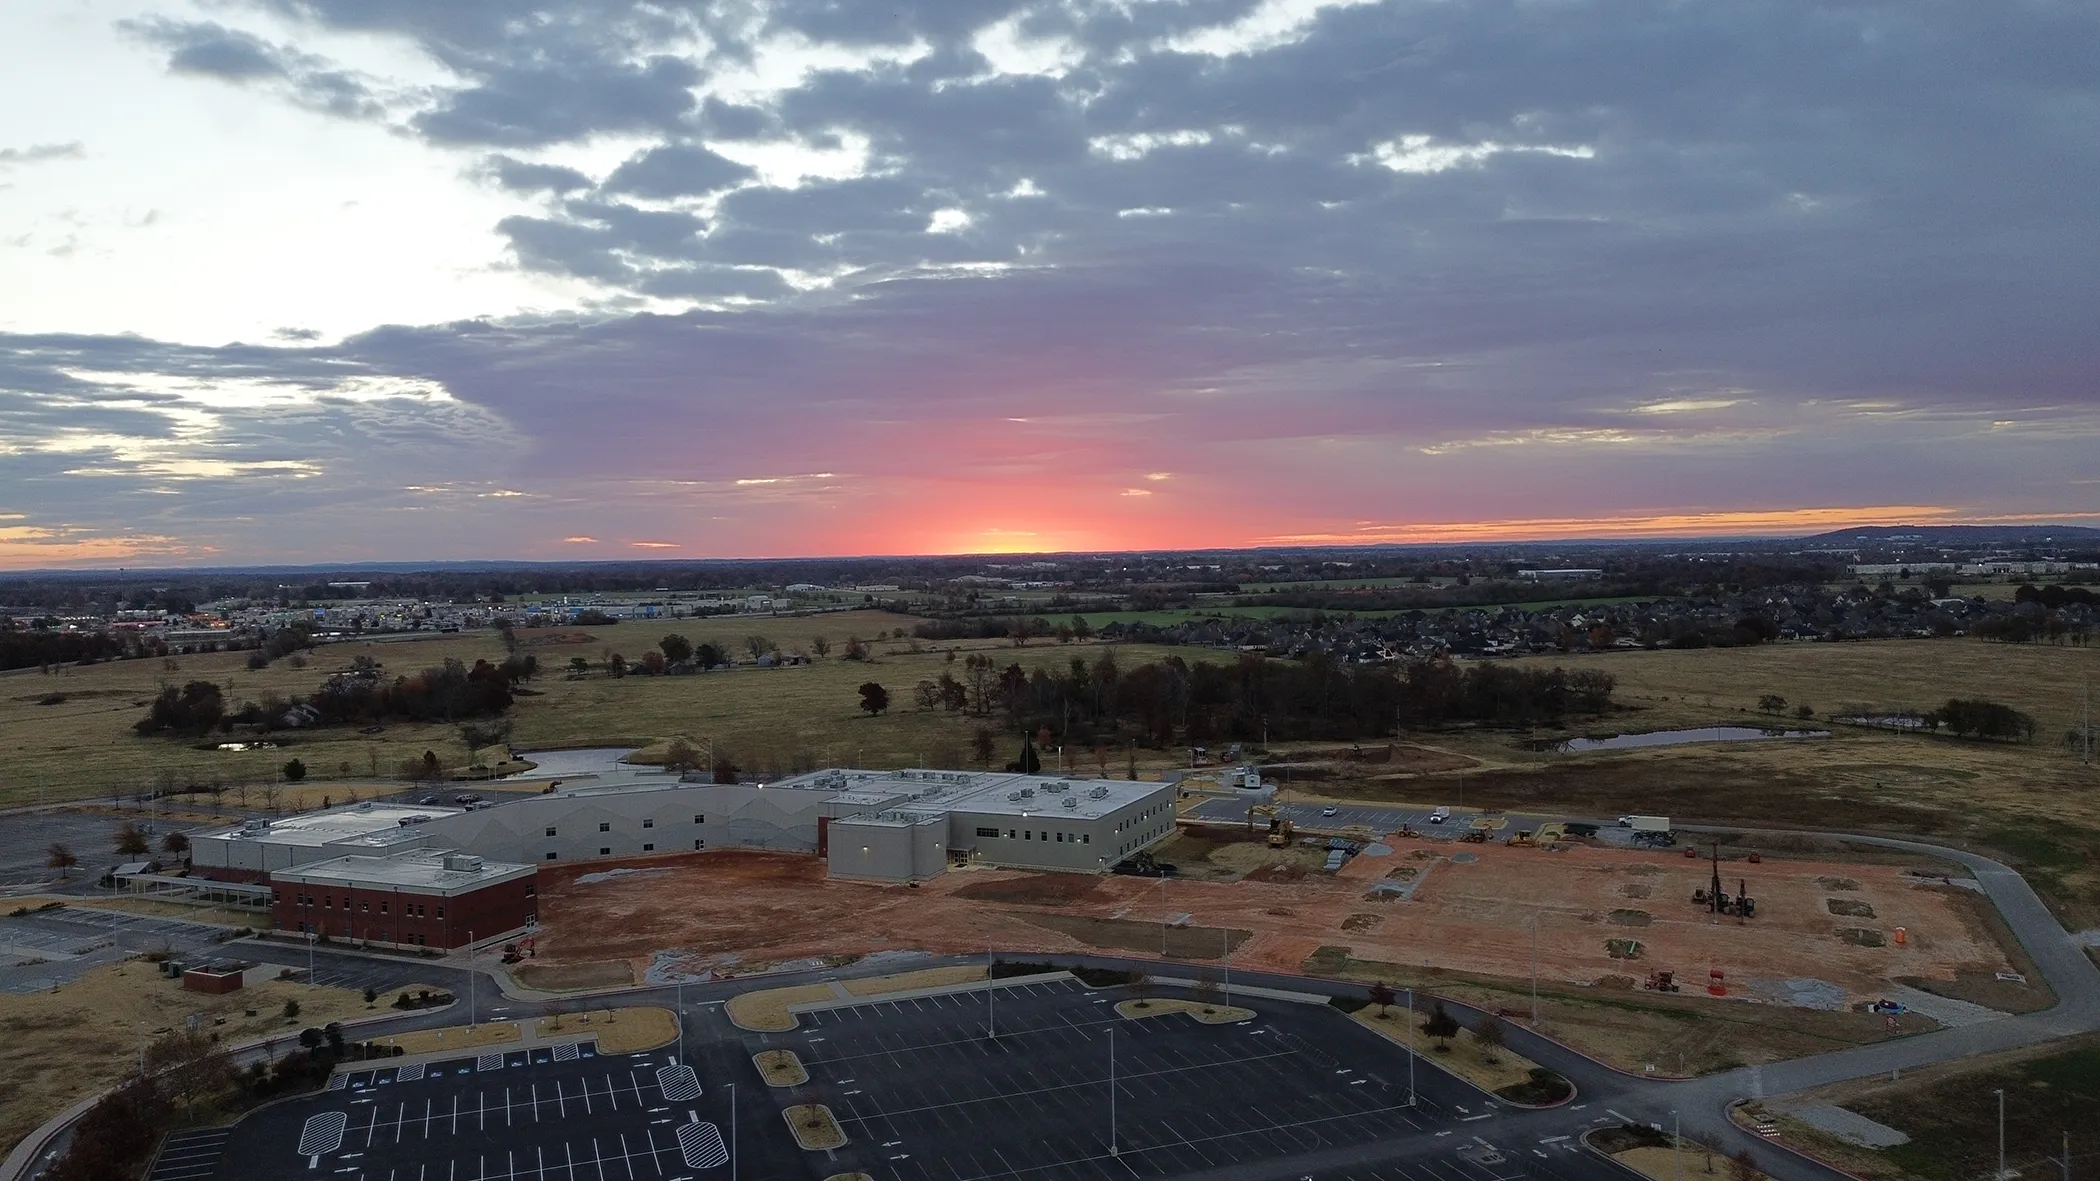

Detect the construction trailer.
[{"left": 1628, "top": 815, "right": 1674, "bottom": 845}]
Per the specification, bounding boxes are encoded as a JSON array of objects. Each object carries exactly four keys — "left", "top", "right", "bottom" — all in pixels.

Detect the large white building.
[{"left": 195, "top": 769, "right": 1178, "bottom": 886}]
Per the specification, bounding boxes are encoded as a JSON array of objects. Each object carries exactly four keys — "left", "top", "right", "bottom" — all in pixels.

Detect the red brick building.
[{"left": 270, "top": 849, "right": 536, "bottom": 950}]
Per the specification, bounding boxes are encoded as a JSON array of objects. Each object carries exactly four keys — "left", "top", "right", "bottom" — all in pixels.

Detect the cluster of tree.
[
  {"left": 244, "top": 623, "right": 318, "bottom": 668},
  {"left": 910, "top": 616, "right": 1094, "bottom": 644},
  {"left": 1931, "top": 698, "right": 2036, "bottom": 742},
  {"left": 136, "top": 657, "right": 528, "bottom": 738},
  {"left": 893, "top": 651, "right": 1615, "bottom": 747},
  {"left": 1635, "top": 614, "right": 1781, "bottom": 649},
  {"left": 0, "top": 625, "right": 125, "bottom": 672},
  {"left": 2014, "top": 584, "right": 2100, "bottom": 608},
  {"left": 39, "top": 1026, "right": 246, "bottom": 1181},
  {"left": 1972, "top": 611, "right": 2095, "bottom": 645}
]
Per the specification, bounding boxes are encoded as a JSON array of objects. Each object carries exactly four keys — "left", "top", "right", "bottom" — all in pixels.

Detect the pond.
[
  {"left": 1555, "top": 726, "right": 1831, "bottom": 753},
  {"left": 506, "top": 747, "right": 651, "bottom": 779}
]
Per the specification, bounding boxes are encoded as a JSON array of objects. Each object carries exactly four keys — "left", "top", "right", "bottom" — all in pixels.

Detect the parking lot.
[
  {"left": 182, "top": 1037, "right": 802, "bottom": 1181},
  {"left": 0, "top": 905, "right": 233, "bottom": 993},
  {"left": 1185, "top": 797, "right": 1571, "bottom": 843},
  {"left": 775, "top": 976, "right": 1611, "bottom": 1181}
]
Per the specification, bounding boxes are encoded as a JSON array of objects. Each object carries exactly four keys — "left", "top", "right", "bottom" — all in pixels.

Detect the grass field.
[
  {"left": 0, "top": 959, "right": 417, "bottom": 1159},
  {"left": 1743, "top": 1033, "right": 2100, "bottom": 1181},
  {"left": 1400, "top": 639, "right": 2100, "bottom": 926},
  {"left": 0, "top": 611, "right": 1221, "bottom": 808}
]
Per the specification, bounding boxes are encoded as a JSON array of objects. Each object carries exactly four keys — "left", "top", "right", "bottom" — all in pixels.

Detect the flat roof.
[
  {"left": 775, "top": 768, "right": 1170, "bottom": 823},
  {"left": 271, "top": 848, "right": 532, "bottom": 894},
  {"left": 199, "top": 804, "right": 462, "bottom": 848}
]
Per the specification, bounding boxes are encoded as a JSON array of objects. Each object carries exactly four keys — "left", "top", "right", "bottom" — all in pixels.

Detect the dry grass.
[
  {"left": 1114, "top": 998, "right": 1254, "bottom": 1024},
  {"left": 1610, "top": 1145, "right": 1766, "bottom": 1181},
  {"left": 532, "top": 1006, "right": 677, "bottom": 1053},
  {"left": 512, "top": 961, "right": 636, "bottom": 992},
  {"left": 838, "top": 965, "right": 984, "bottom": 996},
  {"left": 754, "top": 1049, "right": 808, "bottom": 1087},
  {"left": 783, "top": 1104, "right": 847, "bottom": 1150},
  {"left": 2, "top": 618, "right": 1219, "bottom": 809},
  {"left": 372, "top": 1021, "right": 521, "bottom": 1054},
  {"left": 1349, "top": 1012, "right": 1540, "bottom": 1094},
  {"left": 725, "top": 983, "right": 835, "bottom": 1032},
  {"left": 0, "top": 960, "right": 414, "bottom": 1158}
]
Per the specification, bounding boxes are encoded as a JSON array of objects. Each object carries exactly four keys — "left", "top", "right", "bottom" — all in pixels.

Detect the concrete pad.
[{"left": 1787, "top": 1104, "right": 1911, "bottom": 1148}]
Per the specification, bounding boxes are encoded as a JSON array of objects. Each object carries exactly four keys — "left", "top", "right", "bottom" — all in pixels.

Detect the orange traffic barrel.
[{"left": 1894, "top": 927, "right": 1907, "bottom": 945}]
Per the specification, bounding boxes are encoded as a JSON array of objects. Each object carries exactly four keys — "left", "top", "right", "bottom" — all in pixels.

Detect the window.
[
  {"left": 975, "top": 827, "right": 999, "bottom": 838},
  {"left": 545, "top": 827, "right": 557, "bottom": 837},
  {"left": 1056, "top": 832, "right": 1064, "bottom": 842},
  {"left": 524, "top": 883, "right": 535, "bottom": 897},
  {"left": 643, "top": 843, "right": 654, "bottom": 851},
  {"left": 599, "top": 822, "right": 611, "bottom": 832},
  {"left": 436, "top": 906, "right": 445, "bottom": 918},
  {"left": 694, "top": 839, "right": 705, "bottom": 850},
  {"left": 360, "top": 901, "right": 370, "bottom": 912},
  {"left": 694, "top": 814, "right": 704, "bottom": 824},
  {"left": 600, "top": 847, "right": 611, "bottom": 856},
  {"left": 1006, "top": 829, "right": 1016, "bottom": 839},
  {"left": 1082, "top": 834, "right": 1090, "bottom": 844},
  {"left": 379, "top": 901, "right": 389, "bottom": 915},
  {"left": 546, "top": 852, "right": 558, "bottom": 860},
  {"left": 1024, "top": 830, "right": 1032, "bottom": 841},
  {"left": 642, "top": 819, "right": 653, "bottom": 829},
  {"left": 324, "top": 896, "right": 332, "bottom": 909}
]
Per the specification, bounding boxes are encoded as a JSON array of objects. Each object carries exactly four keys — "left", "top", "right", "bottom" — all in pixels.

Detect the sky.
[{"left": 1, "top": 0, "right": 2096, "bottom": 567}]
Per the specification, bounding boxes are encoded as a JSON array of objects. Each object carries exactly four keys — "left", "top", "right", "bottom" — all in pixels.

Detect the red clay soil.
[{"left": 532, "top": 841, "right": 2015, "bottom": 1006}]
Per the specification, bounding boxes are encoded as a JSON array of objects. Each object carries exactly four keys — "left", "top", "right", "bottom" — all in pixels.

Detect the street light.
[
  {"left": 728, "top": 1081, "right": 738, "bottom": 1181},
  {"left": 1107, "top": 1024, "right": 1118, "bottom": 1155},
  {"left": 466, "top": 929, "right": 475, "bottom": 1027},
  {"left": 1158, "top": 875, "right": 1168, "bottom": 958},
  {"left": 986, "top": 948, "right": 996, "bottom": 1040},
  {"left": 1996, "top": 1089, "right": 2007, "bottom": 1181}
]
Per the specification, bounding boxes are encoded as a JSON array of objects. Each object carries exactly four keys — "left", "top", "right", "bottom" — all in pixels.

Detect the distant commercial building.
[
  {"left": 270, "top": 849, "right": 536, "bottom": 950},
  {"left": 1517, "top": 569, "right": 1605, "bottom": 580}
]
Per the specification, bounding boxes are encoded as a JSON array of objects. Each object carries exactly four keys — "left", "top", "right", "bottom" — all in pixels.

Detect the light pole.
[
  {"left": 677, "top": 976, "right": 685, "bottom": 1062},
  {"left": 728, "top": 1081, "right": 738, "bottom": 1181},
  {"left": 306, "top": 929, "right": 315, "bottom": 991},
  {"left": 986, "top": 949, "right": 996, "bottom": 1040},
  {"left": 1406, "top": 986, "right": 1416, "bottom": 1106},
  {"left": 1221, "top": 929, "right": 1231, "bottom": 1008},
  {"left": 1107, "top": 1024, "right": 1118, "bottom": 1155},
  {"left": 1530, "top": 907, "right": 1539, "bottom": 1023},
  {"left": 1996, "top": 1089, "right": 2007, "bottom": 1181},
  {"left": 1159, "top": 875, "right": 1168, "bottom": 958},
  {"left": 467, "top": 929, "right": 475, "bottom": 1027}
]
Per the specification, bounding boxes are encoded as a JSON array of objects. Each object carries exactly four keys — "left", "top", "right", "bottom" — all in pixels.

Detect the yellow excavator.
[{"left": 1247, "top": 804, "right": 1296, "bottom": 848}]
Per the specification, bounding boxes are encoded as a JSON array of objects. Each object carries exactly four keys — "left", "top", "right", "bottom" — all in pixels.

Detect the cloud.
[
  {"left": 603, "top": 144, "right": 756, "bottom": 199},
  {"left": 487, "top": 155, "right": 595, "bottom": 195},
  {"left": 0, "top": 143, "right": 85, "bottom": 168},
  {"left": 121, "top": 17, "right": 383, "bottom": 118}
]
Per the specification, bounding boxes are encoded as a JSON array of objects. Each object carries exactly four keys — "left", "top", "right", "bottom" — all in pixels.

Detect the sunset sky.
[{"left": 2, "top": 0, "right": 2096, "bottom": 566}]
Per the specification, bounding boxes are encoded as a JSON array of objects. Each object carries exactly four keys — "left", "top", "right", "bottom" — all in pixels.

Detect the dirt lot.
[{"left": 533, "top": 838, "right": 2018, "bottom": 1068}]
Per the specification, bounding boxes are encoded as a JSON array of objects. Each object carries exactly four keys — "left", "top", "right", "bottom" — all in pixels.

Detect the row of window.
[
  {"left": 1118, "top": 822, "right": 1168, "bottom": 856},
  {"left": 1113, "top": 803, "right": 1166, "bottom": 835},
  {"left": 974, "top": 826, "right": 1091, "bottom": 845},
  {"left": 543, "top": 839, "right": 705, "bottom": 861},
  {"left": 285, "top": 892, "right": 446, "bottom": 920},
  {"left": 544, "top": 814, "right": 704, "bottom": 838}
]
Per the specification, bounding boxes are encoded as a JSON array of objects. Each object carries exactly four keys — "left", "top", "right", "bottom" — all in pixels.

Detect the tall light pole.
[
  {"left": 1107, "top": 1024, "right": 1118, "bottom": 1155},
  {"left": 1406, "top": 986, "right": 1416, "bottom": 1107},
  {"left": 1159, "top": 874, "right": 1168, "bottom": 958},
  {"left": 306, "top": 929, "right": 315, "bottom": 991},
  {"left": 1221, "top": 929, "right": 1231, "bottom": 1008},
  {"left": 727, "top": 1081, "right": 738, "bottom": 1181},
  {"left": 676, "top": 976, "right": 685, "bottom": 1062},
  {"left": 1997, "top": 1089, "right": 2007, "bottom": 1181},
  {"left": 1530, "top": 907, "right": 1540, "bottom": 1023},
  {"left": 987, "top": 948, "right": 996, "bottom": 1040},
  {"left": 467, "top": 929, "right": 475, "bottom": 1027}
]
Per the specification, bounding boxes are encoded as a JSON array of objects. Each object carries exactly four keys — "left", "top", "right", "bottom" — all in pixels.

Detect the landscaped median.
[
  {"left": 367, "top": 1006, "right": 678, "bottom": 1057},
  {"left": 1341, "top": 998, "right": 1573, "bottom": 1107},
  {"left": 1582, "top": 1125, "right": 1773, "bottom": 1181},
  {"left": 784, "top": 1104, "right": 847, "bottom": 1150},
  {"left": 1114, "top": 997, "right": 1255, "bottom": 1024},
  {"left": 726, "top": 965, "right": 990, "bottom": 1031},
  {"left": 753, "top": 1049, "right": 809, "bottom": 1087}
]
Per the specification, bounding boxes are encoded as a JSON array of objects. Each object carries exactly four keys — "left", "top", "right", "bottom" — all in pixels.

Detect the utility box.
[{"left": 181, "top": 963, "right": 247, "bottom": 994}]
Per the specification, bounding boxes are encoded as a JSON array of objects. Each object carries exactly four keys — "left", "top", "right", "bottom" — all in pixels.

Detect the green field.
[{"left": 0, "top": 610, "right": 1222, "bottom": 806}]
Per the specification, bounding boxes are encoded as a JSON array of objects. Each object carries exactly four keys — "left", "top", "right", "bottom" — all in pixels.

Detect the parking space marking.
[{"left": 295, "top": 1111, "right": 347, "bottom": 1157}]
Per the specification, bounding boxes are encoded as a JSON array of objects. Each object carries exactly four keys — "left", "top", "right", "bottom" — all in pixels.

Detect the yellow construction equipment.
[
  {"left": 1505, "top": 830, "right": 1537, "bottom": 848},
  {"left": 1247, "top": 804, "right": 1294, "bottom": 847}
]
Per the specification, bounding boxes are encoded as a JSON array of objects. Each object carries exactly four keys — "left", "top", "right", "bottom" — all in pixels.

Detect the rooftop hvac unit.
[
  {"left": 1089, "top": 786, "right": 1109, "bottom": 799},
  {"left": 1063, "top": 797, "right": 1078, "bottom": 809},
  {"left": 1018, "top": 788, "right": 1035, "bottom": 799},
  {"left": 1008, "top": 791, "right": 1024, "bottom": 802},
  {"left": 442, "top": 854, "right": 483, "bottom": 872}
]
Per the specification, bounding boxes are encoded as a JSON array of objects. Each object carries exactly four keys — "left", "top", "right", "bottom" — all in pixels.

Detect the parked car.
[
  {"left": 1320, "top": 806, "right": 1340, "bottom": 818},
  {"left": 1428, "top": 807, "right": 1451, "bottom": 824},
  {"left": 417, "top": 795, "right": 440, "bottom": 805},
  {"left": 451, "top": 793, "right": 481, "bottom": 805}
]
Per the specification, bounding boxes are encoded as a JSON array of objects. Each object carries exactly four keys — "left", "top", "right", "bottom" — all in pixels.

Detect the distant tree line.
[
  {"left": 135, "top": 656, "right": 530, "bottom": 738},
  {"left": 903, "top": 650, "right": 1614, "bottom": 747},
  {"left": 0, "top": 626, "right": 125, "bottom": 672},
  {"left": 1931, "top": 698, "right": 2036, "bottom": 742}
]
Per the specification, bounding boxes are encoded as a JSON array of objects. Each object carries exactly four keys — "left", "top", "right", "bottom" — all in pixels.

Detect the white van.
[{"left": 1428, "top": 807, "right": 1451, "bottom": 824}]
